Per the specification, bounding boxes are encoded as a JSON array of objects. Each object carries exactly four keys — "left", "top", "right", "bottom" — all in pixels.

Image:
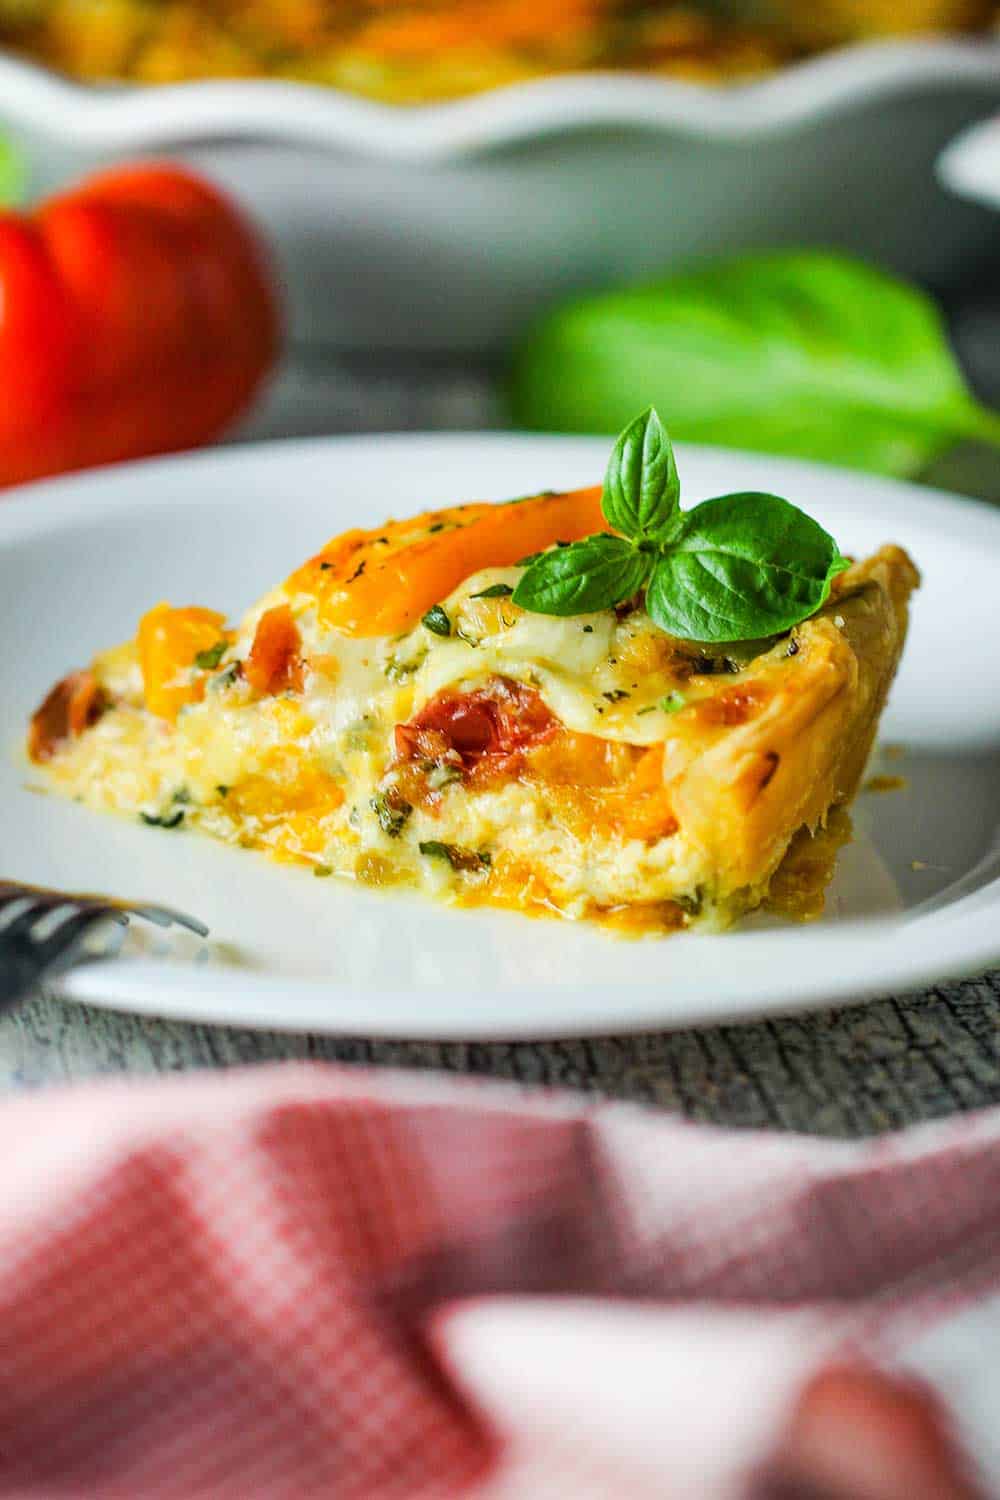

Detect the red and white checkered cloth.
[{"left": 0, "top": 1063, "right": 997, "bottom": 1499}]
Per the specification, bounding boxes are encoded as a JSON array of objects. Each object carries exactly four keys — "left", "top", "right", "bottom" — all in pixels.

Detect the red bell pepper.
[{"left": 0, "top": 162, "right": 279, "bottom": 488}]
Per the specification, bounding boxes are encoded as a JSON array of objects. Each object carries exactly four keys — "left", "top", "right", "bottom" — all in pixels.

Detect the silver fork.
[{"left": 0, "top": 880, "right": 209, "bottom": 1015}]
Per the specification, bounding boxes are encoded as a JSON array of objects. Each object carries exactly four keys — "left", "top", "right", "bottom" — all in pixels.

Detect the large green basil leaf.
[
  {"left": 510, "top": 251, "right": 1000, "bottom": 478},
  {"left": 646, "top": 491, "right": 848, "bottom": 642},
  {"left": 602, "top": 406, "right": 680, "bottom": 542},
  {"left": 513, "top": 534, "right": 651, "bottom": 617}
]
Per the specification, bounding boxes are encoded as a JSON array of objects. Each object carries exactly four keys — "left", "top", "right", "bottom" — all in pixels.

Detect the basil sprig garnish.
[
  {"left": 601, "top": 404, "right": 681, "bottom": 542},
  {"left": 513, "top": 533, "right": 650, "bottom": 617},
  {"left": 512, "top": 408, "right": 848, "bottom": 643}
]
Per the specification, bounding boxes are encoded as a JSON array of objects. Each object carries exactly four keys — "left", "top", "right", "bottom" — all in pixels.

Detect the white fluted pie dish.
[{"left": 1, "top": 41, "right": 1000, "bottom": 351}]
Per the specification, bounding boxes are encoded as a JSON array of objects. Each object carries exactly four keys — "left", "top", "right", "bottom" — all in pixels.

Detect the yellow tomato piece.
[
  {"left": 527, "top": 737, "right": 677, "bottom": 842},
  {"left": 137, "top": 602, "right": 228, "bottom": 721},
  {"left": 288, "top": 485, "right": 608, "bottom": 637}
]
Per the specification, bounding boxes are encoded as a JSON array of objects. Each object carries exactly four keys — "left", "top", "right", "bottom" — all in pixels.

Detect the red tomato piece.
[
  {"left": 245, "top": 605, "right": 304, "bottom": 696},
  {"left": 28, "top": 670, "right": 105, "bottom": 763},
  {"left": 395, "top": 678, "right": 557, "bottom": 772}
]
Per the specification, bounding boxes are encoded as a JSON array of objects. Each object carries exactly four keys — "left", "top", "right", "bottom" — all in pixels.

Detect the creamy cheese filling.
[{"left": 31, "top": 545, "right": 918, "bottom": 934}]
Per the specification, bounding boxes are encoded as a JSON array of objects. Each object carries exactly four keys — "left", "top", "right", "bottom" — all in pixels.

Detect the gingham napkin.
[{"left": 0, "top": 1063, "right": 996, "bottom": 1499}]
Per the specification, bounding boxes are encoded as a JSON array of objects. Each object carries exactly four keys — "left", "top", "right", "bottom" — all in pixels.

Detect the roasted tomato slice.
[
  {"left": 395, "top": 677, "right": 557, "bottom": 773},
  {"left": 28, "top": 670, "right": 105, "bottom": 762},
  {"left": 245, "top": 604, "right": 303, "bottom": 696}
]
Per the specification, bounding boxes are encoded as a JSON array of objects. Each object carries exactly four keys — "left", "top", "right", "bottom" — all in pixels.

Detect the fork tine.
[
  {"left": 0, "top": 882, "right": 206, "bottom": 939},
  {"left": 78, "top": 903, "right": 130, "bottom": 927},
  {"left": 127, "top": 904, "right": 209, "bottom": 938},
  {"left": 124, "top": 905, "right": 173, "bottom": 929},
  {"left": 0, "top": 881, "right": 208, "bottom": 1016},
  {"left": 29, "top": 906, "right": 122, "bottom": 973},
  {"left": 0, "top": 888, "right": 63, "bottom": 919},
  {"left": 0, "top": 905, "right": 120, "bottom": 1013},
  {"left": 1, "top": 901, "right": 56, "bottom": 944}
]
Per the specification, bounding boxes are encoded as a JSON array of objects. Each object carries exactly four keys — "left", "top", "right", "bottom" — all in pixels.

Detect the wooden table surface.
[{"left": 4, "top": 356, "right": 998, "bottom": 1136}]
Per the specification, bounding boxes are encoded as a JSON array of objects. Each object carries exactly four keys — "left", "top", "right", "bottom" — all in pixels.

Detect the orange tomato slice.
[
  {"left": 287, "top": 485, "right": 608, "bottom": 637},
  {"left": 138, "top": 602, "right": 228, "bottom": 721}
]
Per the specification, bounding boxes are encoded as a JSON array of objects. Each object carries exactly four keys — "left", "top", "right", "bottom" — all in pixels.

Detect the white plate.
[
  {"left": 939, "top": 110, "right": 1000, "bottom": 208},
  {"left": 2, "top": 435, "right": 999, "bottom": 1038}
]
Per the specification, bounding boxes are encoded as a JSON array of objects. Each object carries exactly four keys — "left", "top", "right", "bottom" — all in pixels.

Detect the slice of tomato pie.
[{"left": 27, "top": 483, "right": 918, "bottom": 934}]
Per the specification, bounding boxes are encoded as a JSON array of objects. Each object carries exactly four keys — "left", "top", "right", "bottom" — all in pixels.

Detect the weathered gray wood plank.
[{"left": 3, "top": 973, "right": 998, "bottom": 1138}]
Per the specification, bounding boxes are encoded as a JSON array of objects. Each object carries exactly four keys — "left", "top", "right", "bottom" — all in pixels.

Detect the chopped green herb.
[
  {"left": 659, "top": 691, "right": 687, "bottom": 713},
  {"left": 419, "top": 840, "right": 453, "bottom": 864},
  {"left": 319, "top": 561, "right": 333, "bottom": 570},
  {"left": 348, "top": 560, "right": 367, "bottom": 582},
  {"left": 428, "top": 522, "right": 445, "bottom": 533},
  {"left": 582, "top": 625, "right": 594, "bottom": 633},
  {"left": 140, "top": 808, "right": 185, "bottom": 829},
  {"left": 421, "top": 605, "right": 451, "bottom": 637},
  {"left": 313, "top": 864, "right": 334, "bottom": 878},
  {"left": 210, "top": 663, "right": 241, "bottom": 692},
  {"left": 675, "top": 888, "right": 704, "bottom": 917},
  {"left": 419, "top": 840, "right": 491, "bottom": 872},
  {"left": 370, "top": 792, "right": 412, "bottom": 839},
  {"left": 194, "top": 640, "right": 227, "bottom": 671},
  {"left": 344, "top": 715, "right": 377, "bottom": 751},
  {"left": 216, "top": 784, "right": 230, "bottom": 797},
  {"left": 426, "top": 763, "right": 462, "bottom": 792},
  {"left": 636, "top": 705, "right": 657, "bottom": 716},
  {"left": 507, "top": 489, "right": 561, "bottom": 506},
  {"left": 471, "top": 583, "right": 514, "bottom": 599},
  {"left": 384, "top": 652, "right": 425, "bottom": 683},
  {"left": 602, "top": 689, "right": 630, "bottom": 703}
]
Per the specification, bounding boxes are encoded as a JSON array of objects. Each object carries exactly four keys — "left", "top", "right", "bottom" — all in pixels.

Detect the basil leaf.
[
  {"left": 602, "top": 407, "right": 680, "bottom": 541},
  {"left": 510, "top": 250, "right": 1000, "bottom": 478},
  {"left": 470, "top": 583, "right": 514, "bottom": 599},
  {"left": 512, "top": 535, "right": 651, "bottom": 617},
  {"left": 646, "top": 491, "right": 847, "bottom": 642},
  {"left": 421, "top": 605, "right": 451, "bottom": 637}
]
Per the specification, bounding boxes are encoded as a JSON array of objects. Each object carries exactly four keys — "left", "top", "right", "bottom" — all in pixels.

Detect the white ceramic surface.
[
  {"left": 2, "top": 42, "right": 1000, "bottom": 352},
  {"left": 939, "top": 109, "right": 1000, "bottom": 207},
  {"left": 2, "top": 434, "right": 999, "bottom": 1038}
]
